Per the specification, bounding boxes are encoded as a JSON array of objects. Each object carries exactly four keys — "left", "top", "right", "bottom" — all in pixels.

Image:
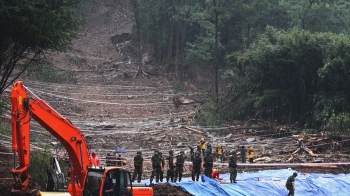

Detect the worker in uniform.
[
  {"left": 191, "top": 151, "right": 202, "bottom": 182},
  {"left": 90, "top": 151, "right": 101, "bottom": 166},
  {"left": 229, "top": 150, "right": 238, "bottom": 183},
  {"left": 240, "top": 146, "right": 247, "bottom": 163},
  {"left": 207, "top": 143, "right": 212, "bottom": 154},
  {"left": 150, "top": 150, "right": 162, "bottom": 184},
  {"left": 188, "top": 145, "right": 195, "bottom": 161},
  {"left": 166, "top": 150, "right": 175, "bottom": 182},
  {"left": 216, "top": 144, "right": 224, "bottom": 162},
  {"left": 248, "top": 146, "right": 254, "bottom": 163},
  {"left": 203, "top": 149, "right": 213, "bottom": 177},
  {"left": 199, "top": 138, "right": 206, "bottom": 156},
  {"left": 106, "top": 153, "right": 114, "bottom": 166},
  {"left": 132, "top": 151, "right": 143, "bottom": 183},
  {"left": 174, "top": 150, "right": 185, "bottom": 182},
  {"left": 159, "top": 152, "right": 165, "bottom": 182},
  {"left": 285, "top": 172, "right": 298, "bottom": 196}
]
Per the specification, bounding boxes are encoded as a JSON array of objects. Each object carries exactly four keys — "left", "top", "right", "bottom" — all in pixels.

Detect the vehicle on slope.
[{"left": 10, "top": 81, "right": 153, "bottom": 196}]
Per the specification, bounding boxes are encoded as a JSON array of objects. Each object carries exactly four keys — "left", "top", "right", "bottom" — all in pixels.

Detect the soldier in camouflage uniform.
[
  {"left": 159, "top": 152, "right": 165, "bottom": 182},
  {"left": 229, "top": 150, "right": 238, "bottom": 183},
  {"left": 203, "top": 149, "right": 213, "bottom": 177},
  {"left": 174, "top": 150, "right": 185, "bottom": 182},
  {"left": 132, "top": 151, "right": 143, "bottom": 183},
  {"left": 166, "top": 150, "right": 175, "bottom": 182},
  {"left": 191, "top": 151, "right": 202, "bottom": 181},
  {"left": 150, "top": 150, "right": 162, "bottom": 184}
]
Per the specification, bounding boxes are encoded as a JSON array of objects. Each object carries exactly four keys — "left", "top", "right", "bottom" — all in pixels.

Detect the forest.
[{"left": 131, "top": 0, "right": 350, "bottom": 133}]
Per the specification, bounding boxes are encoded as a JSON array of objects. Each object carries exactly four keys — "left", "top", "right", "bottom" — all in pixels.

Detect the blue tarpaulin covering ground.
[{"left": 142, "top": 169, "right": 350, "bottom": 196}]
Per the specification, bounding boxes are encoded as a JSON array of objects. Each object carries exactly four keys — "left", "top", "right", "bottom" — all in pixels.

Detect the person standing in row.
[
  {"left": 131, "top": 151, "right": 143, "bottom": 183},
  {"left": 203, "top": 149, "right": 213, "bottom": 177},
  {"left": 286, "top": 172, "right": 298, "bottom": 196},
  {"left": 166, "top": 150, "right": 175, "bottom": 182},
  {"left": 240, "top": 146, "right": 247, "bottom": 163},
  {"left": 248, "top": 146, "right": 254, "bottom": 163},
  {"left": 216, "top": 144, "right": 224, "bottom": 162},
  {"left": 159, "top": 152, "right": 165, "bottom": 182},
  {"left": 199, "top": 138, "right": 206, "bottom": 156},
  {"left": 191, "top": 151, "right": 202, "bottom": 182},
  {"left": 150, "top": 150, "right": 162, "bottom": 184},
  {"left": 174, "top": 150, "right": 185, "bottom": 182},
  {"left": 188, "top": 145, "right": 195, "bottom": 161},
  {"left": 229, "top": 150, "right": 238, "bottom": 183}
]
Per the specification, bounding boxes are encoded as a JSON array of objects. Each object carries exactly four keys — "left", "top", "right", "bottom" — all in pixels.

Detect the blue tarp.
[{"left": 141, "top": 169, "right": 350, "bottom": 196}]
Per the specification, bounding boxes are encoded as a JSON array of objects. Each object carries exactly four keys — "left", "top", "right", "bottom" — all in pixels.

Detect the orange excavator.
[{"left": 10, "top": 81, "right": 153, "bottom": 196}]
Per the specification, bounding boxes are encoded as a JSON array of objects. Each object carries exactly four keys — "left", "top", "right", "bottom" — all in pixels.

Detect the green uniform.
[
  {"left": 132, "top": 155, "right": 143, "bottom": 183},
  {"left": 159, "top": 153, "right": 165, "bottom": 182},
  {"left": 229, "top": 155, "right": 237, "bottom": 183},
  {"left": 191, "top": 155, "right": 202, "bottom": 181},
  {"left": 240, "top": 147, "right": 246, "bottom": 163},
  {"left": 166, "top": 155, "right": 175, "bottom": 182},
  {"left": 286, "top": 175, "right": 296, "bottom": 196},
  {"left": 150, "top": 154, "right": 162, "bottom": 183},
  {"left": 174, "top": 154, "right": 185, "bottom": 182},
  {"left": 203, "top": 154, "right": 213, "bottom": 177}
]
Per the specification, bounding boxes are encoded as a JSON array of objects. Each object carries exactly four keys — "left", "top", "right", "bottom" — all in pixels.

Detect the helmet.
[
  {"left": 205, "top": 149, "right": 210, "bottom": 153},
  {"left": 169, "top": 150, "right": 174, "bottom": 154},
  {"left": 293, "top": 172, "right": 298, "bottom": 177},
  {"left": 195, "top": 151, "right": 200, "bottom": 155},
  {"left": 201, "top": 138, "right": 205, "bottom": 141},
  {"left": 231, "top": 150, "right": 236, "bottom": 155},
  {"left": 154, "top": 149, "right": 159, "bottom": 153},
  {"left": 180, "top": 150, "right": 184, "bottom": 154},
  {"left": 249, "top": 146, "right": 253, "bottom": 150},
  {"left": 107, "top": 153, "right": 111, "bottom": 156},
  {"left": 218, "top": 144, "right": 221, "bottom": 147},
  {"left": 207, "top": 143, "right": 211, "bottom": 147},
  {"left": 137, "top": 151, "right": 142, "bottom": 155}
]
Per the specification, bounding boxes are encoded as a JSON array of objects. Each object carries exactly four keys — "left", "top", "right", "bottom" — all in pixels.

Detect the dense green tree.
[
  {"left": 0, "top": 0, "right": 82, "bottom": 94},
  {"left": 230, "top": 27, "right": 350, "bottom": 128}
]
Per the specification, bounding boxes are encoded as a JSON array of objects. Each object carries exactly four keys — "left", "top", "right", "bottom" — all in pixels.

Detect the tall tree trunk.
[
  {"left": 166, "top": 0, "right": 174, "bottom": 72},
  {"left": 180, "top": 19, "right": 186, "bottom": 80},
  {"left": 214, "top": 7, "right": 219, "bottom": 102},
  {"left": 175, "top": 19, "right": 181, "bottom": 80},
  {"left": 131, "top": 0, "right": 144, "bottom": 77}
]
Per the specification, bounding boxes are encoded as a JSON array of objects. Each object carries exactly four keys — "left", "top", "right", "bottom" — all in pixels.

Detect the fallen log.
[{"left": 181, "top": 125, "right": 208, "bottom": 136}]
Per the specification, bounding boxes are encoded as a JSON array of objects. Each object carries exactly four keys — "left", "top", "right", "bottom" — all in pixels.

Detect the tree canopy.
[{"left": 0, "top": 0, "right": 82, "bottom": 93}]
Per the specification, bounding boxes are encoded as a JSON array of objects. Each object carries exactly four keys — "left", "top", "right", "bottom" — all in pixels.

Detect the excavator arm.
[{"left": 11, "top": 81, "right": 91, "bottom": 196}]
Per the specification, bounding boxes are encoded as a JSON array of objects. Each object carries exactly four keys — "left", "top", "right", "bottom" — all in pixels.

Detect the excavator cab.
[{"left": 83, "top": 167, "right": 133, "bottom": 196}]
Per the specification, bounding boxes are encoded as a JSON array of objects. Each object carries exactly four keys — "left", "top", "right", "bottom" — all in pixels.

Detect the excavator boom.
[{"left": 11, "top": 81, "right": 90, "bottom": 195}]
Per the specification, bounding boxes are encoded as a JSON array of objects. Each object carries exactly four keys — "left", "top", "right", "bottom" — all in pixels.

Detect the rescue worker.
[
  {"left": 207, "top": 143, "right": 212, "bottom": 154},
  {"left": 166, "top": 150, "right": 175, "bottom": 182},
  {"left": 159, "top": 152, "right": 165, "bottom": 182},
  {"left": 199, "top": 138, "right": 206, "bottom": 156},
  {"left": 248, "top": 146, "right": 254, "bottom": 163},
  {"left": 216, "top": 144, "right": 224, "bottom": 162},
  {"left": 106, "top": 153, "right": 114, "bottom": 166},
  {"left": 174, "top": 150, "right": 185, "bottom": 182},
  {"left": 191, "top": 151, "right": 202, "bottom": 182},
  {"left": 197, "top": 143, "right": 201, "bottom": 156},
  {"left": 188, "top": 145, "right": 195, "bottom": 161},
  {"left": 203, "top": 149, "right": 213, "bottom": 177},
  {"left": 212, "top": 169, "right": 222, "bottom": 181},
  {"left": 116, "top": 154, "right": 122, "bottom": 167},
  {"left": 229, "top": 150, "right": 238, "bottom": 183},
  {"left": 285, "top": 172, "right": 298, "bottom": 196},
  {"left": 240, "top": 146, "right": 246, "bottom": 163},
  {"left": 132, "top": 151, "right": 143, "bottom": 183},
  {"left": 91, "top": 151, "right": 101, "bottom": 166},
  {"left": 150, "top": 150, "right": 162, "bottom": 184}
]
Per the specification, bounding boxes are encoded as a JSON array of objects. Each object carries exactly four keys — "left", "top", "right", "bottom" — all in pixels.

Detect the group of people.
[{"left": 130, "top": 145, "right": 240, "bottom": 184}]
